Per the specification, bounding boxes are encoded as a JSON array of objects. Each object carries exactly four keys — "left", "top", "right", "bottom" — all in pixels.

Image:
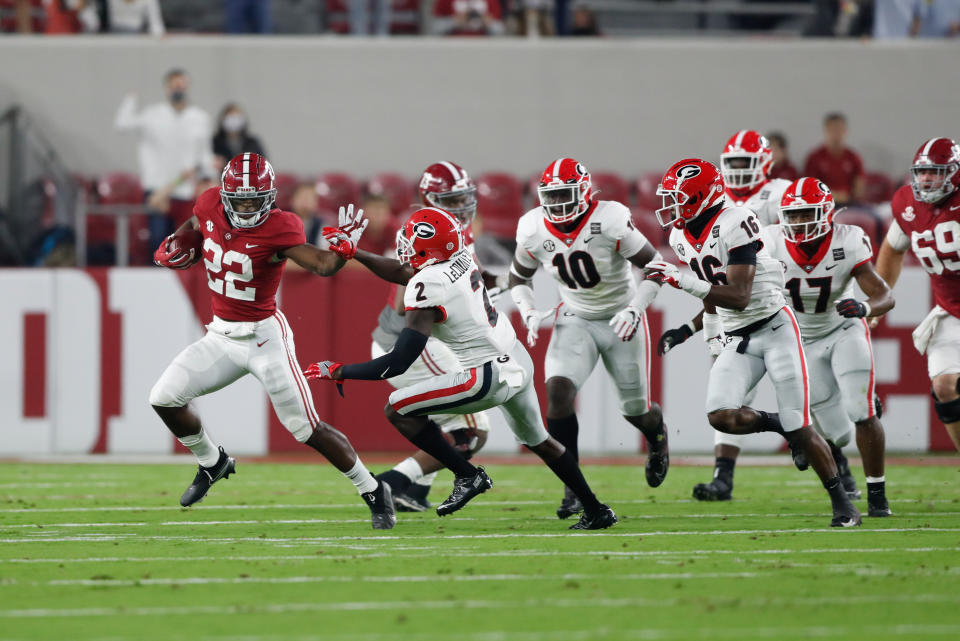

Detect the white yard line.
[{"left": 3, "top": 546, "right": 958, "bottom": 564}]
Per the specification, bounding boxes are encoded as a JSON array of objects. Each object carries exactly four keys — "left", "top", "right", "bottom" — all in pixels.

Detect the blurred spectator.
[
  {"left": 510, "top": 0, "right": 555, "bottom": 37},
  {"left": 114, "top": 68, "right": 214, "bottom": 254},
  {"left": 432, "top": 0, "right": 504, "bottom": 35},
  {"left": 803, "top": 112, "right": 864, "bottom": 207},
  {"left": 806, "top": 0, "right": 872, "bottom": 37},
  {"left": 568, "top": 2, "right": 599, "bottom": 36},
  {"left": 43, "top": 0, "right": 97, "bottom": 33},
  {"left": 767, "top": 131, "right": 799, "bottom": 182},
  {"left": 225, "top": 0, "right": 271, "bottom": 34},
  {"left": 357, "top": 194, "right": 399, "bottom": 255},
  {"left": 285, "top": 183, "right": 334, "bottom": 271},
  {"left": 348, "top": 0, "right": 390, "bottom": 35},
  {"left": 103, "top": 0, "right": 165, "bottom": 35},
  {"left": 212, "top": 103, "right": 266, "bottom": 170},
  {"left": 874, "top": 0, "right": 960, "bottom": 38}
]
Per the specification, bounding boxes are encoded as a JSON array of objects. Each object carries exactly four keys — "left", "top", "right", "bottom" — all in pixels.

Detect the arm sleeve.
[
  {"left": 728, "top": 242, "right": 759, "bottom": 266},
  {"left": 339, "top": 328, "right": 428, "bottom": 380},
  {"left": 885, "top": 219, "right": 910, "bottom": 252},
  {"left": 114, "top": 94, "right": 142, "bottom": 132},
  {"left": 513, "top": 244, "right": 539, "bottom": 271}
]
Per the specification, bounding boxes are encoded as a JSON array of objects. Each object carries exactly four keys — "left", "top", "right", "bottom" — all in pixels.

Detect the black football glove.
[
  {"left": 658, "top": 324, "right": 694, "bottom": 356},
  {"left": 836, "top": 298, "right": 868, "bottom": 318}
]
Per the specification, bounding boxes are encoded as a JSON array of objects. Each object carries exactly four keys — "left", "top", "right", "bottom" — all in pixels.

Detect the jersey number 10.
[{"left": 552, "top": 251, "right": 601, "bottom": 289}]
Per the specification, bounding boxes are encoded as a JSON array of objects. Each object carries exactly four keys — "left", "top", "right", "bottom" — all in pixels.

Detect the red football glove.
[
  {"left": 303, "top": 360, "right": 345, "bottom": 397},
  {"left": 153, "top": 235, "right": 196, "bottom": 270},
  {"left": 321, "top": 227, "right": 358, "bottom": 260}
]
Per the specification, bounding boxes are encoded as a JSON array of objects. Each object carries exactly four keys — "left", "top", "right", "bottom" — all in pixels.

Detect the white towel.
[{"left": 912, "top": 306, "right": 949, "bottom": 355}]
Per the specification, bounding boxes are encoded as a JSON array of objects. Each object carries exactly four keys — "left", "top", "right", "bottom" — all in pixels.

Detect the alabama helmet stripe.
[
  {"left": 920, "top": 137, "right": 937, "bottom": 158},
  {"left": 439, "top": 161, "right": 461, "bottom": 182},
  {"left": 241, "top": 152, "right": 251, "bottom": 189}
]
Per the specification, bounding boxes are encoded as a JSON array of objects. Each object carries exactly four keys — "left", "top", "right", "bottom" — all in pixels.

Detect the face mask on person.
[
  {"left": 222, "top": 113, "right": 246, "bottom": 133},
  {"left": 169, "top": 90, "right": 187, "bottom": 105}
]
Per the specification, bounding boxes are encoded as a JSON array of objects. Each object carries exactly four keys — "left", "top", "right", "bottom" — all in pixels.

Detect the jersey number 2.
[
  {"left": 470, "top": 270, "right": 498, "bottom": 327},
  {"left": 204, "top": 238, "right": 255, "bottom": 301}
]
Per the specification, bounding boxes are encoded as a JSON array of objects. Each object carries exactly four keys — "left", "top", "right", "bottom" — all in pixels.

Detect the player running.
[
  {"left": 372, "top": 161, "right": 494, "bottom": 512},
  {"left": 645, "top": 158, "right": 861, "bottom": 527},
  {"left": 875, "top": 137, "right": 960, "bottom": 452},
  {"left": 306, "top": 207, "right": 618, "bottom": 530},
  {"left": 764, "top": 178, "right": 893, "bottom": 516},
  {"left": 508, "top": 157, "right": 667, "bottom": 520},
  {"left": 150, "top": 152, "right": 396, "bottom": 530}
]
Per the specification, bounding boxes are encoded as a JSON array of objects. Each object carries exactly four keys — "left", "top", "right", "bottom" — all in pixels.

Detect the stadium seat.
[
  {"left": 862, "top": 172, "right": 895, "bottom": 205},
  {"left": 273, "top": 172, "right": 301, "bottom": 212},
  {"left": 632, "top": 210, "right": 670, "bottom": 249},
  {"left": 91, "top": 173, "right": 146, "bottom": 265},
  {"left": 636, "top": 171, "right": 665, "bottom": 213},
  {"left": 476, "top": 172, "right": 526, "bottom": 240},
  {"left": 366, "top": 172, "right": 417, "bottom": 216},
  {"left": 836, "top": 207, "right": 884, "bottom": 248},
  {"left": 314, "top": 172, "right": 361, "bottom": 214},
  {"left": 324, "top": 0, "right": 350, "bottom": 33},
  {"left": 591, "top": 171, "right": 632, "bottom": 206},
  {"left": 389, "top": 0, "right": 421, "bottom": 34}
]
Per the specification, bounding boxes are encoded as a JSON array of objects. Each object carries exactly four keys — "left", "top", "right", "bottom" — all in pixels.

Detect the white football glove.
[
  {"left": 337, "top": 203, "right": 369, "bottom": 247},
  {"left": 644, "top": 259, "right": 710, "bottom": 298},
  {"left": 609, "top": 305, "right": 641, "bottom": 342},
  {"left": 707, "top": 336, "right": 724, "bottom": 358}
]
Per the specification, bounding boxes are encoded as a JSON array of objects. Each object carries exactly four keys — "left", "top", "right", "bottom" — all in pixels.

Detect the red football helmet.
[
  {"left": 396, "top": 207, "right": 464, "bottom": 270},
  {"left": 220, "top": 152, "right": 276, "bottom": 229},
  {"left": 720, "top": 130, "right": 773, "bottom": 192},
  {"left": 779, "top": 177, "right": 835, "bottom": 243},
  {"left": 656, "top": 159, "right": 726, "bottom": 229},
  {"left": 910, "top": 137, "right": 960, "bottom": 204},
  {"left": 537, "top": 158, "right": 593, "bottom": 224},
  {"left": 418, "top": 161, "right": 477, "bottom": 227}
]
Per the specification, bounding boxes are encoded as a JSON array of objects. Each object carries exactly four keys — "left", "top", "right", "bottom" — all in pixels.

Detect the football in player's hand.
[{"left": 167, "top": 228, "right": 204, "bottom": 268}]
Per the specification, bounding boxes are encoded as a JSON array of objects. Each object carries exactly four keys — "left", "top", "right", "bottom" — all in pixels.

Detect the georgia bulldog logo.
[
  {"left": 412, "top": 222, "right": 436, "bottom": 239},
  {"left": 676, "top": 165, "right": 701, "bottom": 181}
]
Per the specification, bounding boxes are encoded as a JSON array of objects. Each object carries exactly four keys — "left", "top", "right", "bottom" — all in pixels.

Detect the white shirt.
[
  {"left": 725, "top": 178, "right": 792, "bottom": 227},
  {"left": 114, "top": 95, "right": 213, "bottom": 200},
  {"left": 107, "top": 0, "right": 165, "bottom": 35},
  {"left": 404, "top": 250, "right": 516, "bottom": 368},
  {"left": 514, "top": 200, "right": 651, "bottom": 320}
]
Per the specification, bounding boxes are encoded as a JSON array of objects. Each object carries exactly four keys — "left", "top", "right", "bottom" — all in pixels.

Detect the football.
[{"left": 168, "top": 228, "right": 204, "bottom": 268}]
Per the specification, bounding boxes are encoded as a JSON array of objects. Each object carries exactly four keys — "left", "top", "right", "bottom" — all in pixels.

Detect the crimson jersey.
[
  {"left": 194, "top": 187, "right": 306, "bottom": 321},
  {"left": 889, "top": 185, "right": 960, "bottom": 317}
]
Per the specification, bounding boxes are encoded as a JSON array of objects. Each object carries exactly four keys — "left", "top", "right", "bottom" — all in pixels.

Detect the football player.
[
  {"left": 371, "top": 162, "right": 494, "bottom": 512},
  {"left": 150, "top": 152, "right": 396, "bottom": 530},
  {"left": 658, "top": 131, "right": 804, "bottom": 502},
  {"left": 874, "top": 137, "right": 960, "bottom": 452},
  {"left": 764, "top": 178, "right": 893, "bottom": 516},
  {"left": 645, "top": 158, "right": 861, "bottom": 527},
  {"left": 508, "top": 158, "right": 667, "bottom": 520},
  {"left": 306, "top": 207, "right": 618, "bottom": 530}
]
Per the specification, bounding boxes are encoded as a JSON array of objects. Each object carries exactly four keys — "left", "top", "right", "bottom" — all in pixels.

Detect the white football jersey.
[
  {"left": 668, "top": 206, "right": 785, "bottom": 332},
  {"left": 514, "top": 200, "right": 650, "bottom": 320},
  {"left": 725, "top": 178, "right": 792, "bottom": 227},
  {"left": 404, "top": 250, "right": 516, "bottom": 368},
  {"left": 763, "top": 223, "right": 874, "bottom": 341}
]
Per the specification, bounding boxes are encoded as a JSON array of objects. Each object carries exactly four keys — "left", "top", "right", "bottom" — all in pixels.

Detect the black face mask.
[{"left": 169, "top": 90, "right": 187, "bottom": 104}]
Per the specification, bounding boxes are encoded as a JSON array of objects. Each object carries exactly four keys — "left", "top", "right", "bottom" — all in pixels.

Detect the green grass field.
[{"left": 1, "top": 459, "right": 959, "bottom": 641}]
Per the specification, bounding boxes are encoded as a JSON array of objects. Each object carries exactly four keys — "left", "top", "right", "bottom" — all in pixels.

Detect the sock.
[
  {"left": 377, "top": 469, "right": 412, "bottom": 495},
  {"left": 823, "top": 476, "right": 850, "bottom": 510},
  {"left": 547, "top": 414, "right": 580, "bottom": 460},
  {"left": 343, "top": 458, "right": 378, "bottom": 495},
  {"left": 830, "top": 443, "right": 851, "bottom": 477},
  {"left": 178, "top": 429, "right": 220, "bottom": 468},
  {"left": 866, "top": 478, "right": 886, "bottom": 499},
  {"left": 639, "top": 415, "right": 667, "bottom": 453},
  {"left": 416, "top": 471, "right": 438, "bottom": 487},
  {"left": 406, "top": 482, "right": 431, "bottom": 502},
  {"left": 755, "top": 411, "right": 785, "bottom": 435},
  {"left": 409, "top": 421, "right": 477, "bottom": 478},
  {"left": 394, "top": 457, "right": 424, "bottom": 484},
  {"left": 544, "top": 449, "right": 601, "bottom": 513},
  {"left": 714, "top": 457, "right": 736, "bottom": 488}
]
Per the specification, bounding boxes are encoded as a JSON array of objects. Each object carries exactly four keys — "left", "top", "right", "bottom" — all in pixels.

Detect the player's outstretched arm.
[
  {"left": 508, "top": 259, "right": 546, "bottom": 348},
  {"left": 282, "top": 243, "right": 347, "bottom": 277},
  {"left": 353, "top": 249, "right": 415, "bottom": 285},
  {"left": 874, "top": 238, "right": 906, "bottom": 291},
  {"left": 645, "top": 248, "right": 756, "bottom": 311},
  {"left": 841, "top": 262, "right": 895, "bottom": 319}
]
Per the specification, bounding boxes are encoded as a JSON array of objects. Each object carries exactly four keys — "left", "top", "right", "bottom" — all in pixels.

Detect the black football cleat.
[
  {"left": 362, "top": 481, "right": 397, "bottom": 530},
  {"left": 867, "top": 495, "right": 892, "bottom": 517},
  {"left": 645, "top": 426, "right": 670, "bottom": 488},
  {"left": 436, "top": 467, "right": 492, "bottom": 517},
  {"left": 569, "top": 504, "right": 618, "bottom": 530},
  {"left": 692, "top": 478, "right": 732, "bottom": 501},
  {"left": 830, "top": 505, "right": 862, "bottom": 527},
  {"left": 394, "top": 483, "right": 432, "bottom": 513},
  {"left": 180, "top": 447, "right": 235, "bottom": 507},
  {"left": 556, "top": 486, "right": 584, "bottom": 519}
]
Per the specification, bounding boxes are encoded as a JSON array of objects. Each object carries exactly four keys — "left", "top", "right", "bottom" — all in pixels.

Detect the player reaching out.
[
  {"left": 644, "top": 158, "right": 861, "bottom": 527},
  {"left": 306, "top": 207, "right": 618, "bottom": 529},
  {"left": 508, "top": 158, "right": 667, "bottom": 520},
  {"left": 764, "top": 178, "right": 893, "bottom": 516},
  {"left": 150, "top": 152, "right": 396, "bottom": 530}
]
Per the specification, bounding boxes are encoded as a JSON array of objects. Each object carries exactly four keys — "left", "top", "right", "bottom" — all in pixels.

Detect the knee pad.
[
  {"left": 620, "top": 398, "right": 649, "bottom": 417},
  {"left": 932, "top": 391, "right": 960, "bottom": 424}
]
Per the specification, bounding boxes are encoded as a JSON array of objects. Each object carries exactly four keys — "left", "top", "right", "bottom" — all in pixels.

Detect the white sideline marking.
[
  {"left": 2, "top": 527, "right": 959, "bottom": 545},
  {"left": 4, "top": 511, "right": 960, "bottom": 531},
  {"left": 3, "top": 546, "right": 958, "bottom": 564},
  {"left": 0, "top": 595, "right": 957, "bottom": 619},
  {"left": 0, "top": 481, "right": 118, "bottom": 489}
]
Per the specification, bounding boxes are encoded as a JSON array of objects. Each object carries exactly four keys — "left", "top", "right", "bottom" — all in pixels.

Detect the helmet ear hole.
[{"left": 418, "top": 251, "right": 426, "bottom": 257}]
